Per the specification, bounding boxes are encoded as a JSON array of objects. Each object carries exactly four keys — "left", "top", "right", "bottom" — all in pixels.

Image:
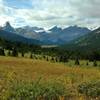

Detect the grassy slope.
[
  {"left": 0, "top": 56, "right": 100, "bottom": 84},
  {"left": 0, "top": 56, "right": 100, "bottom": 99}
]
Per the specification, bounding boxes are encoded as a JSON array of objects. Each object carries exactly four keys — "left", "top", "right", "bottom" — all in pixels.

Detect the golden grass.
[
  {"left": 0, "top": 56, "right": 99, "bottom": 83},
  {"left": 0, "top": 56, "right": 100, "bottom": 100}
]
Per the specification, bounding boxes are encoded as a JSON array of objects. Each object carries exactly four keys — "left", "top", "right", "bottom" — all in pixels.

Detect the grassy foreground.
[{"left": 0, "top": 56, "right": 100, "bottom": 100}]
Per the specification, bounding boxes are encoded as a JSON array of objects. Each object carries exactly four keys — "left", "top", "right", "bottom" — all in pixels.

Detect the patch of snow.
[
  {"left": 45, "top": 30, "right": 52, "bottom": 34},
  {"left": 35, "top": 30, "right": 44, "bottom": 33}
]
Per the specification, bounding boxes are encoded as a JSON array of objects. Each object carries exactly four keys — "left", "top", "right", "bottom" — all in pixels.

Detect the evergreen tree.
[
  {"left": 86, "top": 61, "right": 89, "bottom": 66},
  {"left": 51, "top": 57, "right": 55, "bottom": 62},
  {"left": 21, "top": 52, "right": 24, "bottom": 57},
  {"left": 55, "top": 57, "right": 58, "bottom": 62},
  {"left": 63, "top": 56, "right": 68, "bottom": 63},
  {"left": 0, "top": 48, "right": 5, "bottom": 56},
  {"left": 93, "top": 60, "right": 97, "bottom": 66},
  {"left": 43, "top": 55, "right": 46, "bottom": 59},
  {"left": 59, "top": 56, "right": 63, "bottom": 62},
  {"left": 30, "top": 53, "right": 33, "bottom": 59},
  {"left": 59, "top": 56, "right": 68, "bottom": 63},
  {"left": 46, "top": 57, "right": 49, "bottom": 61},
  {"left": 12, "top": 48, "right": 18, "bottom": 57},
  {"left": 7, "top": 50, "right": 11, "bottom": 56},
  {"left": 35, "top": 56, "right": 38, "bottom": 59},
  {"left": 75, "top": 57, "right": 80, "bottom": 65}
]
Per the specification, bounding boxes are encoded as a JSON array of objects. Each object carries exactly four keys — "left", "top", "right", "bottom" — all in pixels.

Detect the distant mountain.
[
  {"left": 63, "top": 25, "right": 90, "bottom": 36},
  {"left": 75, "top": 27, "right": 100, "bottom": 49},
  {"left": 16, "top": 26, "right": 44, "bottom": 33},
  {"left": 2, "top": 22, "right": 16, "bottom": 33},
  {"left": 0, "top": 29, "right": 41, "bottom": 45},
  {"left": 48, "top": 26, "right": 62, "bottom": 33},
  {"left": 61, "top": 25, "right": 90, "bottom": 41},
  {"left": 39, "top": 25, "right": 91, "bottom": 44},
  {"left": 1, "top": 22, "right": 91, "bottom": 45},
  {"left": 15, "top": 26, "right": 45, "bottom": 39},
  {"left": 36, "top": 25, "right": 90, "bottom": 45},
  {"left": 62, "top": 27, "right": 100, "bottom": 51}
]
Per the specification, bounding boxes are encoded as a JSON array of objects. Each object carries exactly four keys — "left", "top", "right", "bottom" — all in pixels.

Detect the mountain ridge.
[
  {"left": 15, "top": 24, "right": 91, "bottom": 45},
  {"left": 61, "top": 27, "right": 100, "bottom": 51},
  {"left": 0, "top": 22, "right": 91, "bottom": 45}
]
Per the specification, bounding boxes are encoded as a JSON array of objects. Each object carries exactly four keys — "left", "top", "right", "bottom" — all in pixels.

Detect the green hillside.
[{"left": 62, "top": 27, "right": 100, "bottom": 52}]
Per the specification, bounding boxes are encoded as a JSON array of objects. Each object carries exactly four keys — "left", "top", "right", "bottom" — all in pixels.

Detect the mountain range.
[
  {"left": 62, "top": 27, "right": 100, "bottom": 51},
  {"left": 0, "top": 22, "right": 91, "bottom": 45},
  {"left": 16, "top": 25, "right": 91, "bottom": 44},
  {"left": 0, "top": 22, "right": 41, "bottom": 45},
  {"left": 0, "top": 22, "right": 100, "bottom": 51}
]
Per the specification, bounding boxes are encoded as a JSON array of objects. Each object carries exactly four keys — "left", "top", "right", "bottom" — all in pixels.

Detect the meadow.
[{"left": 0, "top": 56, "right": 100, "bottom": 100}]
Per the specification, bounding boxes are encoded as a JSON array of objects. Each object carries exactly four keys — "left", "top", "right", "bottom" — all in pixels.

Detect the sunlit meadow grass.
[{"left": 0, "top": 56, "right": 100, "bottom": 100}]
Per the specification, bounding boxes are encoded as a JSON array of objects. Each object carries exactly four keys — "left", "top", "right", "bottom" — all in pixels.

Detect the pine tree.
[
  {"left": 46, "top": 57, "right": 49, "bottom": 61},
  {"left": 30, "top": 53, "right": 33, "bottom": 59},
  {"left": 63, "top": 56, "right": 68, "bottom": 63},
  {"left": 86, "top": 62, "right": 89, "bottom": 66},
  {"left": 43, "top": 55, "right": 46, "bottom": 59},
  {"left": 75, "top": 57, "right": 80, "bottom": 65},
  {"left": 59, "top": 56, "right": 63, "bottom": 62},
  {"left": 2, "top": 49, "right": 5, "bottom": 56},
  {"left": 0, "top": 48, "right": 5, "bottom": 56},
  {"left": 55, "top": 57, "right": 58, "bottom": 62},
  {"left": 51, "top": 57, "right": 55, "bottom": 62},
  {"left": 93, "top": 60, "right": 97, "bottom": 66},
  {"left": 7, "top": 50, "right": 11, "bottom": 56},
  {"left": 21, "top": 52, "right": 24, "bottom": 57},
  {"left": 12, "top": 48, "right": 18, "bottom": 57}
]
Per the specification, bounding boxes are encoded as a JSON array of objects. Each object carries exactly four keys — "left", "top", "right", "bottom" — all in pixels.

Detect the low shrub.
[
  {"left": 7, "top": 79, "right": 72, "bottom": 100},
  {"left": 78, "top": 80, "right": 100, "bottom": 98}
]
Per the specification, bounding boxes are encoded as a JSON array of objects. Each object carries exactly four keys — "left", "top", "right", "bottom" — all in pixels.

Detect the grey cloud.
[
  {"left": 0, "top": 0, "right": 100, "bottom": 28},
  {"left": 68, "top": 0, "right": 100, "bottom": 18}
]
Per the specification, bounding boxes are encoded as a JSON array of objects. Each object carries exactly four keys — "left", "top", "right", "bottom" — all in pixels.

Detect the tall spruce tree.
[
  {"left": 0, "top": 48, "right": 5, "bottom": 56},
  {"left": 93, "top": 60, "right": 97, "bottom": 66},
  {"left": 75, "top": 57, "right": 80, "bottom": 65},
  {"left": 21, "top": 52, "right": 24, "bottom": 57},
  {"left": 30, "top": 53, "right": 33, "bottom": 59},
  {"left": 12, "top": 47, "right": 18, "bottom": 57},
  {"left": 7, "top": 50, "right": 11, "bottom": 56}
]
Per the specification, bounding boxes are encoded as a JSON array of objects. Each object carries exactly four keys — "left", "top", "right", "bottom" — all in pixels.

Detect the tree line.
[{"left": 0, "top": 37, "right": 100, "bottom": 67}]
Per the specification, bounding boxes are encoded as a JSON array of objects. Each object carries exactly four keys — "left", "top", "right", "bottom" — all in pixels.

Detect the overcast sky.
[{"left": 0, "top": 0, "right": 100, "bottom": 29}]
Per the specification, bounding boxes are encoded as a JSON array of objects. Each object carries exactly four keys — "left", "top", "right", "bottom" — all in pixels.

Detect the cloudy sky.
[{"left": 0, "top": 0, "right": 100, "bottom": 29}]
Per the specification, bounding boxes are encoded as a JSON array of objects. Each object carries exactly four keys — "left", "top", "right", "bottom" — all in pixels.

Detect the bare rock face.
[{"left": 3, "top": 21, "right": 16, "bottom": 33}]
